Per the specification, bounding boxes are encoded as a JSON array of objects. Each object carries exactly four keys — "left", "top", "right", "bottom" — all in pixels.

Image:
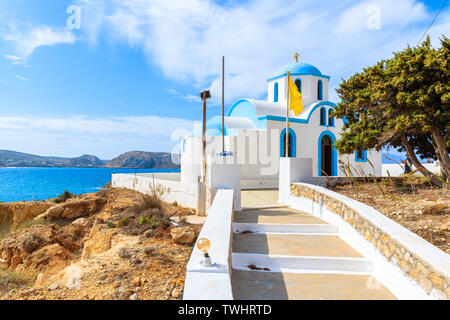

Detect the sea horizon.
[{"left": 0, "top": 167, "right": 180, "bottom": 203}]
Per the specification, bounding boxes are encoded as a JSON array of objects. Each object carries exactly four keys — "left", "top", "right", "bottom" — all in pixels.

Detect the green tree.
[{"left": 333, "top": 36, "right": 449, "bottom": 185}]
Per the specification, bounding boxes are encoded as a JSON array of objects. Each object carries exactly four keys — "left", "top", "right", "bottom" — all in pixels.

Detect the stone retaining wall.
[{"left": 291, "top": 183, "right": 449, "bottom": 299}]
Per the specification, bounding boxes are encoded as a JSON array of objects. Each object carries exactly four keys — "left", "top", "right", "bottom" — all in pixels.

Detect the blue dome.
[{"left": 274, "top": 62, "right": 322, "bottom": 77}]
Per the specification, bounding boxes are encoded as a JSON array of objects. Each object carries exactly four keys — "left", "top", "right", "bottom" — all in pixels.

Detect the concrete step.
[
  {"left": 234, "top": 207, "right": 326, "bottom": 225},
  {"left": 233, "top": 222, "right": 338, "bottom": 234},
  {"left": 232, "top": 252, "right": 373, "bottom": 273},
  {"left": 231, "top": 270, "right": 396, "bottom": 300},
  {"left": 232, "top": 233, "right": 363, "bottom": 258}
]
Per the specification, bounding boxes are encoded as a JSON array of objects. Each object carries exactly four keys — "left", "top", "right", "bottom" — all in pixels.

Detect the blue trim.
[
  {"left": 318, "top": 130, "right": 337, "bottom": 176},
  {"left": 355, "top": 150, "right": 368, "bottom": 162},
  {"left": 318, "top": 80, "right": 323, "bottom": 101},
  {"left": 274, "top": 82, "right": 278, "bottom": 102},
  {"left": 280, "top": 128, "right": 297, "bottom": 157},
  {"left": 328, "top": 108, "right": 335, "bottom": 127},
  {"left": 342, "top": 116, "right": 348, "bottom": 125},
  {"left": 257, "top": 101, "right": 337, "bottom": 125},
  {"left": 227, "top": 98, "right": 266, "bottom": 129},
  {"left": 267, "top": 73, "right": 330, "bottom": 82}
]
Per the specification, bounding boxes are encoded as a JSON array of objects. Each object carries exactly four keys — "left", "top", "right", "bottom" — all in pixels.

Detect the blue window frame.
[
  {"left": 320, "top": 107, "right": 326, "bottom": 126},
  {"left": 355, "top": 149, "right": 368, "bottom": 162},
  {"left": 318, "top": 80, "right": 323, "bottom": 100},
  {"left": 280, "top": 128, "right": 297, "bottom": 157},
  {"left": 274, "top": 82, "right": 279, "bottom": 102},
  {"left": 328, "top": 108, "right": 335, "bottom": 127},
  {"left": 295, "top": 79, "right": 302, "bottom": 93}
]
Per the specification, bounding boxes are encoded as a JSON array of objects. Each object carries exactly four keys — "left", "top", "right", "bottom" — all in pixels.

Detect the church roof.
[
  {"left": 273, "top": 62, "right": 323, "bottom": 78},
  {"left": 227, "top": 98, "right": 337, "bottom": 129}
]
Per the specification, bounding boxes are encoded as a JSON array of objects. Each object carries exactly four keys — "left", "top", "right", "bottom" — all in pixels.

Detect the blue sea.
[{"left": 0, "top": 167, "right": 180, "bottom": 203}]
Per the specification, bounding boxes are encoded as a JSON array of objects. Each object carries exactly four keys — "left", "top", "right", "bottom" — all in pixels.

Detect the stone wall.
[{"left": 291, "top": 183, "right": 449, "bottom": 299}]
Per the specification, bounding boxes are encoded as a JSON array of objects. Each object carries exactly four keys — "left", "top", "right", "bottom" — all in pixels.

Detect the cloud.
[
  {"left": 333, "top": 0, "right": 428, "bottom": 35},
  {"left": 72, "top": 0, "right": 445, "bottom": 105},
  {"left": 4, "top": 54, "right": 21, "bottom": 61},
  {"left": 0, "top": 115, "right": 195, "bottom": 158},
  {"left": 15, "top": 74, "right": 28, "bottom": 81},
  {"left": 167, "top": 89, "right": 201, "bottom": 103},
  {"left": 4, "top": 26, "right": 76, "bottom": 59}
]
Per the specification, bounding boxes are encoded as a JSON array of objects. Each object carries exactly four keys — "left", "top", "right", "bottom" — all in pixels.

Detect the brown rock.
[
  {"left": 171, "top": 286, "right": 183, "bottom": 299},
  {"left": 82, "top": 226, "right": 114, "bottom": 258},
  {"left": 39, "top": 196, "right": 106, "bottom": 221},
  {"left": 170, "top": 227, "right": 196, "bottom": 245},
  {"left": 0, "top": 201, "right": 53, "bottom": 229}
]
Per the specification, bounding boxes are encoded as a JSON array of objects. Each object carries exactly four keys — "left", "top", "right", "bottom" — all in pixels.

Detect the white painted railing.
[
  {"left": 289, "top": 183, "right": 450, "bottom": 299},
  {"left": 183, "top": 189, "right": 234, "bottom": 300}
]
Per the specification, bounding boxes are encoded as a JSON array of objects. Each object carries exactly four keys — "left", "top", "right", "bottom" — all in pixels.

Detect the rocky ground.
[
  {"left": 0, "top": 188, "right": 200, "bottom": 300},
  {"left": 330, "top": 177, "right": 449, "bottom": 254}
]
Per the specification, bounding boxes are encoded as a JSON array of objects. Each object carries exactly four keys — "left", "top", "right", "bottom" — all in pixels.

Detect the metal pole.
[
  {"left": 222, "top": 56, "right": 225, "bottom": 154},
  {"left": 202, "top": 95, "right": 207, "bottom": 213},
  {"left": 286, "top": 71, "right": 290, "bottom": 157}
]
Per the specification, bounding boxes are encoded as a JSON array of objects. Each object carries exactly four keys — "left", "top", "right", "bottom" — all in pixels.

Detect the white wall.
[
  {"left": 183, "top": 189, "right": 234, "bottom": 300},
  {"left": 181, "top": 103, "right": 383, "bottom": 183},
  {"left": 265, "top": 108, "right": 382, "bottom": 177},
  {"left": 267, "top": 75, "right": 329, "bottom": 106},
  {"left": 382, "top": 163, "right": 442, "bottom": 177},
  {"left": 112, "top": 173, "right": 200, "bottom": 210}
]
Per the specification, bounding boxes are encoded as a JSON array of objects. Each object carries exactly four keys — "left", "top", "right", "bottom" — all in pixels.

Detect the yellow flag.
[{"left": 289, "top": 78, "right": 303, "bottom": 116}]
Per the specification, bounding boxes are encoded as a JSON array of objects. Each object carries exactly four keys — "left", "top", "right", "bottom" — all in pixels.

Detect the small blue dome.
[{"left": 274, "top": 62, "right": 322, "bottom": 77}]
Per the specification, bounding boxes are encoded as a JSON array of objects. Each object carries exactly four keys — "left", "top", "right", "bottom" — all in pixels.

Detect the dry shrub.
[
  {"left": 0, "top": 269, "right": 36, "bottom": 293},
  {"left": 54, "top": 190, "right": 76, "bottom": 203},
  {"left": 114, "top": 191, "right": 169, "bottom": 236},
  {"left": 422, "top": 203, "right": 448, "bottom": 215}
]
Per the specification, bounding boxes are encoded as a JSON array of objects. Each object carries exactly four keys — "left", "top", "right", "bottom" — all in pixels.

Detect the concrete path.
[
  {"left": 231, "top": 207, "right": 396, "bottom": 300},
  {"left": 241, "top": 189, "right": 280, "bottom": 208}
]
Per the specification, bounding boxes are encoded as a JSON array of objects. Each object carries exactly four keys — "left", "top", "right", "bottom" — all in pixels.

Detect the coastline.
[{"left": 0, "top": 167, "right": 180, "bottom": 204}]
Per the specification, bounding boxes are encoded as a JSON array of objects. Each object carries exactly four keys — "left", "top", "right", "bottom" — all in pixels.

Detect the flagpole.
[
  {"left": 286, "top": 71, "right": 290, "bottom": 158},
  {"left": 222, "top": 56, "right": 225, "bottom": 154}
]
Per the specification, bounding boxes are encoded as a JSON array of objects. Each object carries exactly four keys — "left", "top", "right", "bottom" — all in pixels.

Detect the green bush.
[
  {"left": 54, "top": 190, "right": 75, "bottom": 203},
  {"left": 139, "top": 215, "right": 157, "bottom": 228}
]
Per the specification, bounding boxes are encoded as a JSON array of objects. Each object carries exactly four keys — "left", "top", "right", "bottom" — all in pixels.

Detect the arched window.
[
  {"left": 320, "top": 107, "right": 326, "bottom": 125},
  {"left": 318, "top": 80, "right": 323, "bottom": 100},
  {"left": 274, "top": 82, "right": 279, "bottom": 102},
  {"left": 328, "top": 108, "right": 335, "bottom": 126},
  {"left": 355, "top": 149, "right": 367, "bottom": 162},
  {"left": 295, "top": 79, "right": 302, "bottom": 93}
]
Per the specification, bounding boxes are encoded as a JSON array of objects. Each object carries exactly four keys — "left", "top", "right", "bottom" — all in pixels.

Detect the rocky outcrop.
[
  {"left": 170, "top": 226, "right": 196, "bottom": 245},
  {"left": 0, "top": 202, "right": 53, "bottom": 229},
  {"left": 81, "top": 224, "right": 115, "bottom": 258},
  {"left": 37, "top": 196, "right": 107, "bottom": 221},
  {"left": 0, "top": 188, "right": 200, "bottom": 300}
]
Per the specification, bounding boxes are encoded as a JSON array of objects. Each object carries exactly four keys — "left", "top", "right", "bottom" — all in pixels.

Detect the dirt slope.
[{"left": 0, "top": 188, "right": 199, "bottom": 300}]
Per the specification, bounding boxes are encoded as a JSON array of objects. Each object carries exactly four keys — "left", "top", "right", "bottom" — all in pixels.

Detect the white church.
[{"left": 180, "top": 56, "right": 382, "bottom": 188}]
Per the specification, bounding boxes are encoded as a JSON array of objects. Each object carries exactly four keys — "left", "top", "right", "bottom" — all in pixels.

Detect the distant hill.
[
  {"left": 0, "top": 150, "right": 107, "bottom": 167},
  {"left": 105, "top": 151, "right": 179, "bottom": 169},
  {"left": 0, "top": 150, "right": 179, "bottom": 169}
]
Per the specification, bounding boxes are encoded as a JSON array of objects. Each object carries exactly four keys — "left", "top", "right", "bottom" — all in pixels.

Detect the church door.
[
  {"left": 320, "top": 135, "right": 332, "bottom": 176},
  {"left": 283, "top": 132, "right": 292, "bottom": 157}
]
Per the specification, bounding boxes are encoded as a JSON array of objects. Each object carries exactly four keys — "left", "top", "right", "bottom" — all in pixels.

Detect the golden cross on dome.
[{"left": 294, "top": 52, "right": 299, "bottom": 63}]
